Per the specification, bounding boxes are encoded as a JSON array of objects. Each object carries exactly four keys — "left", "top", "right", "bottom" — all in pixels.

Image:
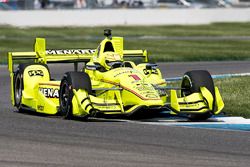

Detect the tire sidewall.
[
  {"left": 59, "top": 71, "right": 92, "bottom": 119},
  {"left": 59, "top": 77, "right": 73, "bottom": 119},
  {"left": 181, "top": 70, "right": 215, "bottom": 120},
  {"left": 181, "top": 70, "right": 215, "bottom": 98},
  {"left": 14, "top": 71, "right": 23, "bottom": 108}
]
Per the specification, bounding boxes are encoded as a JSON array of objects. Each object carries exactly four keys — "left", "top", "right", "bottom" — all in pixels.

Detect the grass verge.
[
  {"left": 1, "top": 22, "right": 250, "bottom": 64},
  {"left": 215, "top": 76, "right": 250, "bottom": 118}
]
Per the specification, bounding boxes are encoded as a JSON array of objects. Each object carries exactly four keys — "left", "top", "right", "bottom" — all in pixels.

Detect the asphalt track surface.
[{"left": 1, "top": 61, "right": 250, "bottom": 167}]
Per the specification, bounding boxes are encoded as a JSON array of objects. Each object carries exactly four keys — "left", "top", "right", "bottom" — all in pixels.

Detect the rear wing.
[
  {"left": 8, "top": 38, "right": 95, "bottom": 74},
  {"left": 8, "top": 37, "right": 148, "bottom": 74},
  {"left": 123, "top": 50, "right": 148, "bottom": 62}
]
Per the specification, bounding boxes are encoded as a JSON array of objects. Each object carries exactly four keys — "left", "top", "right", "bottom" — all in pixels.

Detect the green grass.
[
  {"left": 215, "top": 77, "right": 250, "bottom": 118},
  {"left": 1, "top": 22, "right": 250, "bottom": 64}
]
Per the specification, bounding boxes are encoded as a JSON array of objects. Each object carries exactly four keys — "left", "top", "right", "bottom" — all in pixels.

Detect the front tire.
[
  {"left": 59, "top": 77, "right": 73, "bottom": 119},
  {"left": 59, "top": 72, "right": 92, "bottom": 119},
  {"left": 181, "top": 70, "right": 215, "bottom": 120}
]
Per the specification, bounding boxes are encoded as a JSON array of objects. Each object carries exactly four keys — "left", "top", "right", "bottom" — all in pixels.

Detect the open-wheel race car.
[{"left": 8, "top": 29, "right": 224, "bottom": 120}]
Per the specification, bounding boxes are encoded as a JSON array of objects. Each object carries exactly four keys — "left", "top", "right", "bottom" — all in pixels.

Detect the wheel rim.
[
  {"left": 14, "top": 74, "right": 22, "bottom": 106},
  {"left": 60, "top": 79, "right": 72, "bottom": 117},
  {"left": 61, "top": 80, "right": 69, "bottom": 109}
]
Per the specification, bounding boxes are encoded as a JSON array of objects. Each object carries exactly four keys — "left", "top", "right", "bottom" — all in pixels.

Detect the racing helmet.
[{"left": 97, "top": 51, "right": 123, "bottom": 70}]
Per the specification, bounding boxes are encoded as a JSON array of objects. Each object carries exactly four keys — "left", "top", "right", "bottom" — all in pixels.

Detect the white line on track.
[
  {"left": 89, "top": 116, "right": 250, "bottom": 132},
  {"left": 90, "top": 116, "right": 250, "bottom": 125},
  {"left": 166, "top": 72, "right": 250, "bottom": 81}
]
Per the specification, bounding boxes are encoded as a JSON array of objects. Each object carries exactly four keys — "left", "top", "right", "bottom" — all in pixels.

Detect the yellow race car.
[{"left": 8, "top": 29, "right": 224, "bottom": 120}]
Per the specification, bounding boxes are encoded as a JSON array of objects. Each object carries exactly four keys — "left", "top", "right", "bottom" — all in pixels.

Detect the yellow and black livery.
[{"left": 8, "top": 29, "right": 224, "bottom": 120}]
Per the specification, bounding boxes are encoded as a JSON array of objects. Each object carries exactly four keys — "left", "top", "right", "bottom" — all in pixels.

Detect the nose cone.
[
  {"left": 120, "top": 81, "right": 164, "bottom": 107},
  {"left": 104, "top": 68, "right": 164, "bottom": 107},
  {"left": 116, "top": 69, "right": 163, "bottom": 106}
]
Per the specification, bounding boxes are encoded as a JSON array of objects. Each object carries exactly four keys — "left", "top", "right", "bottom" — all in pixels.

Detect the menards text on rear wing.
[{"left": 8, "top": 37, "right": 148, "bottom": 74}]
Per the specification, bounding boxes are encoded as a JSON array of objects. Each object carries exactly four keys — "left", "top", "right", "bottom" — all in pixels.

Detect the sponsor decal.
[
  {"left": 40, "top": 88, "right": 59, "bottom": 98},
  {"left": 134, "top": 84, "right": 154, "bottom": 91},
  {"left": 46, "top": 49, "right": 95, "bottom": 55},
  {"left": 183, "top": 103, "right": 200, "bottom": 108},
  {"left": 145, "top": 94, "right": 158, "bottom": 98},
  {"left": 113, "top": 70, "right": 132, "bottom": 78},
  {"left": 121, "top": 85, "right": 160, "bottom": 100},
  {"left": 37, "top": 105, "right": 44, "bottom": 111},
  {"left": 95, "top": 105, "right": 118, "bottom": 110},
  {"left": 28, "top": 70, "right": 44, "bottom": 77},
  {"left": 129, "top": 74, "right": 141, "bottom": 81}
]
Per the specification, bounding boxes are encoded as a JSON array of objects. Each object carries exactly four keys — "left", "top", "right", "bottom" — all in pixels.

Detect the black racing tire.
[
  {"left": 14, "top": 70, "right": 23, "bottom": 112},
  {"left": 181, "top": 70, "right": 215, "bottom": 120},
  {"left": 59, "top": 77, "right": 73, "bottom": 119},
  {"left": 13, "top": 64, "right": 28, "bottom": 110},
  {"left": 59, "top": 72, "right": 92, "bottom": 119}
]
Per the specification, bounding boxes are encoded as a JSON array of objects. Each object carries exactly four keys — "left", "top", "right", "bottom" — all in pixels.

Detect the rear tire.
[
  {"left": 13, "top": 63, "right": 50, "bottom": 113},
  {"left": 14, "top": 71, "right": 23, "bottom": 112},
  {"left": 181, "top": 70, "right": 215, "bottom": 120}
]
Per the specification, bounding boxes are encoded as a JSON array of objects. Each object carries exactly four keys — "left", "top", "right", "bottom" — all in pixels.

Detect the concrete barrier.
[{"left": 0, "top": 9, "right": 250, "bottom": 27}]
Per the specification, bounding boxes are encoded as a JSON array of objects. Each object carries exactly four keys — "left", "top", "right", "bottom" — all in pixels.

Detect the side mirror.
[
  {"left": 144, "top": 63, "right": 158, "bottom": 76},
  {"left": 146, "top": 63, "right": 158, "bottom": 70},
  {"left": 86, "top": 64, "right": 102, "bottom": 71}
]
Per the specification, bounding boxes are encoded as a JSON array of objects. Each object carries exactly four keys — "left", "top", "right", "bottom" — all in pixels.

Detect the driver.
[{"left": 95, "top": 51, "right": 123, "bottom": 71}]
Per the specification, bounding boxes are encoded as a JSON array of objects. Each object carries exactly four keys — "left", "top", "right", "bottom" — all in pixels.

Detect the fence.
[
  {"left": 0, "top": 8, "right": 250, "bottom": 27},
  {"left": 1, "top": 0, "right": 250, "bottom": 10}
]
